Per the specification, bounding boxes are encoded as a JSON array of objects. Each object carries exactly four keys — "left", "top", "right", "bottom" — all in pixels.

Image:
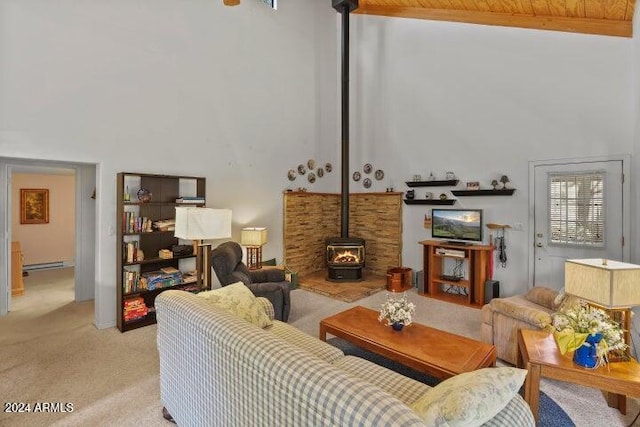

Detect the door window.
[{"left": 548, "top": 172, "right": 605, "bottom": 247}]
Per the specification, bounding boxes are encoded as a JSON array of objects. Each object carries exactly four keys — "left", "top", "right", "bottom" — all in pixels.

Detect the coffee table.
[
  {"left": 517, "top": 329, "right": 640, "bottom": 423},
  {"left": 319, "top": 305, "right": 496, "bottom": 380}
]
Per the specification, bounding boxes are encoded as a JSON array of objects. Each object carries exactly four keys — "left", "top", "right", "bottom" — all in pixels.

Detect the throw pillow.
[
  {"left": 410, "top": 367, "right": 527, "bottom": 427},
  {"left": 524, "top": 286, "right": 558, "bottom": 309},
  {"left": 197, "top": 282, "right": 272, "bottom": 328}
]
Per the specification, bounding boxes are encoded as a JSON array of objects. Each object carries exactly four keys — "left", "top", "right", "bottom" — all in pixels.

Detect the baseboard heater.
[{"left": 23, "top": 261, "right": 65, "bottom": 271}]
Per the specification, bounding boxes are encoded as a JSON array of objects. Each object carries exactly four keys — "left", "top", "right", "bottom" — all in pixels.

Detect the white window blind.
[{"left": 548, "top": 172, "right": 604, "bottom": 246}]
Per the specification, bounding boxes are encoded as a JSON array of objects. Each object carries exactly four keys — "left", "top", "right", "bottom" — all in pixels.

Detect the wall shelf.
[
  {"left": 451, "top": 189, "right": 515, "bottom": 196},
  {"left": 405, "top": 179, "right": 459, "bottom": 187},
  {"left": 403, "top": 199, "right": 456, "bottom": 205}
]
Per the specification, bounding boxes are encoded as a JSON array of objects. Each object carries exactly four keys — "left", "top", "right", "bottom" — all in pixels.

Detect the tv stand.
[{"left": 419, "top": 240, "right": 491, "bottom": 308}]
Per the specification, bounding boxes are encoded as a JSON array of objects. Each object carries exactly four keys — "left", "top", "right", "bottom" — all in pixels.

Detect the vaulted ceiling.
[{"left": 355, "top": 0, "right": 636, "bottom": 37}]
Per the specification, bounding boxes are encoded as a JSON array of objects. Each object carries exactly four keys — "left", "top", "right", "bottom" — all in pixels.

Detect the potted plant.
[
  {"left": 378, "top": 293, "right": 416, "bottom": 331},
  {"left": 551, "top": 302, "right": 627, "bottom": 368}
]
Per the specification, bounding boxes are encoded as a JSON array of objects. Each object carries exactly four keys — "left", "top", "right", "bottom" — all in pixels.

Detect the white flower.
[
  {"left": 552, "top": 302, "right": 627, "bottom": 366},
  {"left": 378, "top": 293, "right": 416, "bottom": 326}
]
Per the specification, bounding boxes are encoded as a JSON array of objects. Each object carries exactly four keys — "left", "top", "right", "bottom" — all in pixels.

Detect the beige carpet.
[
  {"left": 0, "top": 268, "right": 638, "bottom": 426},
  {"left": 298, "top": 270, "right": 386, "bottom": 302}
]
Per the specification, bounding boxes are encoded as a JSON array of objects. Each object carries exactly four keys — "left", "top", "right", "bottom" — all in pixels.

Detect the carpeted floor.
[{"left": 1, "top": 267, "right": 637, "bottom": 426}]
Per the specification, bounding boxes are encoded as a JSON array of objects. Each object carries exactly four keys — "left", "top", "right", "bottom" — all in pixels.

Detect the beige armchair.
[{"left": 481, "top": 287, "right": 578, "bottom": 365}]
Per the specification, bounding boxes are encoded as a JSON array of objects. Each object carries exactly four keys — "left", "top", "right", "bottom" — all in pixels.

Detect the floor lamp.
[
  {"left": 175, "top": 207, "right": 232, "bottom": 290},
  {"left": 565, "top": 258, "right": 640, "bottom": 360}
]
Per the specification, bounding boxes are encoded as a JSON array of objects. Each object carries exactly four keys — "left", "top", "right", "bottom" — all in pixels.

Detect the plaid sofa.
[{"left": 156, "top": 290, "right": 534, "bottom": 427}]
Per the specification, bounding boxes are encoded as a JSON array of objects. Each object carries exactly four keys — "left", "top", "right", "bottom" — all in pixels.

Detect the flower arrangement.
[
  {"left": 378, "top": 293, "right": 416, "bottom": 327},
  {"left": 551, "top": 302, "right": 627, "bottom": 367}
]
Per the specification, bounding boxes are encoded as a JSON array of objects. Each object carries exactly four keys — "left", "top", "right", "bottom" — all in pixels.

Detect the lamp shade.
[
  {"left": 565, "top": 259, "right": 640, "bottom": 308},
  {"left": 240, "top": 227, "right": 268, "bottom": 246},
  {"left": 174, "top": 207, "right": 232, "bottom": 240}
]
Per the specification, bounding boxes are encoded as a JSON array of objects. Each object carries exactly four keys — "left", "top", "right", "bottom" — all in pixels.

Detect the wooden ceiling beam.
[{"left": 354, "top": 5, "right": 633, "bottom": 37}]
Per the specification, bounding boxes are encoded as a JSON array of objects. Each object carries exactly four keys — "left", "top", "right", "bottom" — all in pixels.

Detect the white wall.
[
  {"left": 0, "top": 0, "right": 338, "bottom": 328},
  {"left": 349, "top": 16, "right": 636, "bottom": 296},
  {"left": 1, "top": 1, "right": 638, "bottom": 327}
]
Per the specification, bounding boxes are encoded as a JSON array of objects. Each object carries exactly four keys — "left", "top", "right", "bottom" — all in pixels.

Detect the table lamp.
[
  {"left": 241, "top": 227, "right": 268, "bottom": 270},
  {"left": 175, "top": 207, "right": 232, "bottom": 289},
  {"left": 565, "top": 258, "right": 640, "bottom": 357}
]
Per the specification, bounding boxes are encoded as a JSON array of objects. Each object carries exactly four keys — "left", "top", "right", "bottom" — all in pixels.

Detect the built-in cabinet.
[
  {"left": 116, "top": 172, "right": 206, "bottom": 332},
  {"left": 419, "top": 240, "right": 491, "bottom": 308}
]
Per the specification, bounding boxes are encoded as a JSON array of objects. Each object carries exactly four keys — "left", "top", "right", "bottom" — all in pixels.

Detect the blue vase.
[
  {"left": 392, "top": 322, "right": 404, "bottom": 331},
  {"left": 573, "top": 333, "right": 603, "bottom": 368}
]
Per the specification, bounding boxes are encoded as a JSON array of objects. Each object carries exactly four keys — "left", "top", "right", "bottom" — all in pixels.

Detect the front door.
[{"left": 533, "top": 159, "right": 625, "bottom": 290}]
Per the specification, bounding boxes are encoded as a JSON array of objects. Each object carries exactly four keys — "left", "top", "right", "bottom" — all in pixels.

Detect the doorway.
[
  {"left": 0, "top": 158, "right": 96, "bottom": 317},
  {"left": 528, "top": 156, "right": 630, "bottom": 290}
]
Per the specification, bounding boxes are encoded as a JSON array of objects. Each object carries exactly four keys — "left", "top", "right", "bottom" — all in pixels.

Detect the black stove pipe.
[{"left": 333, "top": 0, "right": 358, "bottom": 238}]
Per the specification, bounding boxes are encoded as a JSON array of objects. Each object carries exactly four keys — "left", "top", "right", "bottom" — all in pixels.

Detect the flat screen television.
[{"left": 431, "top": 209, "right": 483, "bottom": 243}]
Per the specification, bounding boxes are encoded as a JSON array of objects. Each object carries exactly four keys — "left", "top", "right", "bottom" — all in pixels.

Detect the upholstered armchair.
[
  {"left": 480, "top": 287, "right": 578, "bottom": 365},
  {"left": 210, "top": 241, "right": 291, "bottom": 322}
]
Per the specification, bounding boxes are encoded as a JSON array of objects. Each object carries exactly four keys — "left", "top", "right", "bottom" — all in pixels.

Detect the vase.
[
  {"left": 391, "top": 322, "right": 404, "bottom": 331},
  {"left": 573, "top": 333, "right": 603, "bottom": 368}
]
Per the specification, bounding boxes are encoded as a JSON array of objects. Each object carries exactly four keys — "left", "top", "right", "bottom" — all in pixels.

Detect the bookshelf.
[{"left": 116, "top": 172, "right": 206, "bottom": 332}]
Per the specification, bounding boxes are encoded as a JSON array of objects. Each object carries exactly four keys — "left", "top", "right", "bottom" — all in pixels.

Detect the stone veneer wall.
[{"left": 283, "top": 191, "right": 403, "bottom": 277}]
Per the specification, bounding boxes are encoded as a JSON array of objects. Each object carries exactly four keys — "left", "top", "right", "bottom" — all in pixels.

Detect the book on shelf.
[
  {"left": 153, "top": 219, "right": 175, "bottom": 231},
  {"left": 123, "top": 296, "right": 148, "bottom": 322},
  {"left": 176, "top": 197, "right": 205, "bottom": 204},
  {"left": 122, "top": 212, "right": 153, "bottom": 233}
]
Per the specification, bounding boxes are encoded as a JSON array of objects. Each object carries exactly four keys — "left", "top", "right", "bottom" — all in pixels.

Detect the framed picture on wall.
[{"left": 20, "top": 188, "right": 49, "bottom": 224}]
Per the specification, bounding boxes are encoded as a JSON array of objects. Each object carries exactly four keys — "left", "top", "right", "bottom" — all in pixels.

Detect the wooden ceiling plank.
[
  {"left": 486, "top": 0, "right": 507, "bottom": 12},
  {"left": 496, "top": 0, "right": 522, "bottom": 13},
  {"left": 625, "top": 0, "right": 636, "bottom": 20},
  {"left": 565, "top": 0, "right": 586, "bottom": 17},
  {"left": 431, "top": 0, "right": 457, "bottom": 9},
  {"left": 530, "top": 0, "right": 552, "bottom": 14},
  {"left": 604, "top": 0, "right": 630, "bottom": 20},
  {"left": 547, "top": 0, "right": 568, "bottom": 15},
  {"left": 513, "top": 0, "right": 536, "bottom": 13},
  {"left": 473, "top": 0, "right": 495, "bottom": 12},
  {"left": 417, "top": 0, "right": 446, "bottom": 8},
  {"left": 353, "top": 5, "right": 632, "bottom": 36},
  {"left": 448, "top": 0, "right": 470, "bottom": 10},
  {"left": 584, "top": 0, "right": 606, "bottom": 18}
]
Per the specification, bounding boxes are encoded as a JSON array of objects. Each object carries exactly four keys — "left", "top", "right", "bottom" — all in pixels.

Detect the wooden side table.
[{"left": 517, "top": 329, "right": 640, "bottom": 423}]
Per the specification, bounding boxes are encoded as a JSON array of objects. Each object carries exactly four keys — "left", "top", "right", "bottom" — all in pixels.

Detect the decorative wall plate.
[
  {"left": 308, "top": 172, "right": 316, "bottom": 183},
  {"left": 325, "top": 163, "right": 333, "bottom": 173},
  {"left": 317, "top": 168, "right": 324, "bottom": 177},
  {"left": 307, "top": 159, "right": 315, "bottom": 169},
  {"left": 298, "top": 164, "right": 306, "bottom": 175},
  {"left": 363, "top": 178, "right": 372, "bottom": 188},
  {"left": 288, "top": 169, "right": 296, "bottom": 181},
  {"left": 374, "top": 169, "right": 384, "bottom": 180},
  {"left": 363, "top": 163, "right": 373, "bottom": 174},
  {"left": 353, "top": 171, "right": 361, "bottom": 182}
]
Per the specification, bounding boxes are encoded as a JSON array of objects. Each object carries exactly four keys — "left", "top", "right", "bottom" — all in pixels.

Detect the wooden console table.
[
  {"left": 419, "top": 240, "right": 491, "bottom": 308},
  {"left": 517, "top": 329, "right": 640, "bottom": 423}
]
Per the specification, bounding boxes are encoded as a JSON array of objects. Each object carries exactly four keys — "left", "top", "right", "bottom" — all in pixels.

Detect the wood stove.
[
  {"left": 326, "top": 237, "right": 365, "bottom": 282},
  {"left": 326, "top": 0, "right": 364, "bottom": 283}
]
